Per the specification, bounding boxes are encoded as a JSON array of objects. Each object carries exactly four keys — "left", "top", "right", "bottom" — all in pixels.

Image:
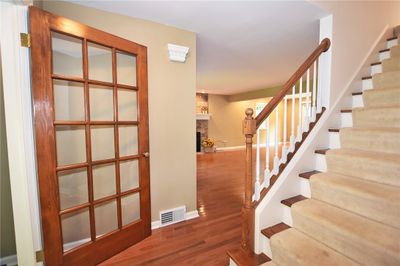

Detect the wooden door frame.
[
  {"left": 0, "top": 2, "right": 43, "bottom": 266},
  {"left": 29, "top": 6, "right": 151, "bottom": 265}
]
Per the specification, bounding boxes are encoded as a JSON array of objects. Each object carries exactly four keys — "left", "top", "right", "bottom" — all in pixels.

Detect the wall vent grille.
[{"left": 160, "top": 206, "right": 186, "bottom": 226}]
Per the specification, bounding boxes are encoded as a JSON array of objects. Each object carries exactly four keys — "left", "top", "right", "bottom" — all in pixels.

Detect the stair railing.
[{"left": 241, "top": 38, "right": 331, "bottom": 251}]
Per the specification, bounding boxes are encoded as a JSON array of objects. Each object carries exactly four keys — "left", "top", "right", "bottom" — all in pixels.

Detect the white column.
[
  {"left": 289, "top": 85, "right": 296, "bottom": 152},
  {"left": 311, "top": 62, "right": 317, "bottom": 122},
  {"left": 254, "top": 128, "right": 261, "bottom": 201},
  {"left": 273, "top": 106, "right": 279, "bottom": 175},
  {"left": 317, "top": 58, "right": 322, "bottom": 113},
  {"left": 264, "top": 117, "right": 270, "bottom": 187},
  {"left": 297, "top": 77, "right": 303, "bottom": 141},
  {"left": 304, "top": 69, "right": 310, "bottom": 132},
  {"left": 281, "top": 96, "right": 288, "bottom": 163}
]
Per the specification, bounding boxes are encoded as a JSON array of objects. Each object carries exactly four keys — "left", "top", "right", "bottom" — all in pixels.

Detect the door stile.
[{"left": 30, "top": 7, "right": 64, "bottom": 265}]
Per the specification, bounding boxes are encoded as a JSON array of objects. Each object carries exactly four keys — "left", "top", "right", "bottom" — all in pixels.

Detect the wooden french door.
[{"left": 29, "top": 7, "right": 150, "bottom": 265}]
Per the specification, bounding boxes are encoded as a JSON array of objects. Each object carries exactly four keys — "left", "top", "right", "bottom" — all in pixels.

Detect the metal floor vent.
[{"left": 160, "top": 206, "right": 186, "bottom": 226}]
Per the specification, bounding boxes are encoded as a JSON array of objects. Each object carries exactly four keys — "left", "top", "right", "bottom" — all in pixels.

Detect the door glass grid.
[{"left": 51, "top": 32, "right": 141, "bottom": 252}]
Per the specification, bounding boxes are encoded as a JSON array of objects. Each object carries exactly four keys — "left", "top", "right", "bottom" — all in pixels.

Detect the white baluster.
[
  {"left": 254, "top": 128, "right": 261, "bottom": 201},
  {"left": 273, "top": 106, "right": 280, "bottom": 175},
  {"left": 289, "top": 85, "right": 296, "bottom": 152},
  {"left": 317, "top": 58, "right": 322, "bottom": 113},
  {"left": 304, "top": 69, "right": 310, "bottom": 132},
  {"left": 264, "top": 117, "right": 271, "bottom": 187},
  {"left": 297, "top": 77, "right": 303, "bottom": 141},
  {"left": 311, "top": 62, "right": 317, "bottom": 122},
  {"left": 281, "top": 96, "right": 288, "bottom": 163}
]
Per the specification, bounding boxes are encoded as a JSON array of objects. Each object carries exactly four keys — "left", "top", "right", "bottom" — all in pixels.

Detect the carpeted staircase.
[{"left": 265, "top": 36, "right": 400, "bottom": 265}]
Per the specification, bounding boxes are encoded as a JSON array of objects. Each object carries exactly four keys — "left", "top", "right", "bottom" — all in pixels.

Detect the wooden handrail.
[
  {"left": 240, "top": 38, "right": 330, "bottom": 252},
  {"left": 255, "top": 38, "right": 330, "bottom": 128}
]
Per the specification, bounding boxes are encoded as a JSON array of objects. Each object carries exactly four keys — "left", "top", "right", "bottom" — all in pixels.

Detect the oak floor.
[{"left": 100, "top": 150, "right": 248, "bottom": 266}]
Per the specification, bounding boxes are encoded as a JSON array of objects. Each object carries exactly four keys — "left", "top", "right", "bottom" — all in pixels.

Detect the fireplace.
[{"left": 196, "top": 132, "right": 201, "bottom": 152}]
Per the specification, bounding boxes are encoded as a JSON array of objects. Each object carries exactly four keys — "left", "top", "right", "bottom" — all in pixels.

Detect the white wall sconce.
[{"left": 168, "top": 43, "right": 189, "bottom": 63}]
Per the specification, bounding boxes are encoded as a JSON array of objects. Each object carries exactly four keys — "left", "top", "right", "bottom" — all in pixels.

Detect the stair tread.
[
  {"left": 281, "top": 195, "right": 307, "bottom": 207},
  {"left": 340, "top": 126, "right": 400, "bottom": 133},
  {"left": 314, "top": 148, "right": 329, "bottom": 154},
  {"left": 371, "top": 61, "right": 382, "bottom": 66},
  {"left": 352, "top": 91, "right": 363, "bottom": 95},
  {"left": 340, "top": 109, "right": 352, "bottom": 113},
  {"left": 327, "top": 148, "right": 400, "bottom": 163},
  {"left": 362, "top": 75, "right": 372, "bottom": 80},
  {"left": 270, "top": 228, "right": 359, "bottom": 266},
  {"left": 227, "top": 248, "right": 270, "bottom": 266},
  {"left": 326, "top": 148, "right": 400, "bottom": 186},
  {"left": 310, "top": 172, "right": 400, "bottom": 228},
  {"left": 352, "top": 106, "right": 400, "bottom": 128},
  {"left": 299, "top": 170, "right": 321, "bottom": 179},
  {"left": 328, "top": 128, "right": 340, "bottom": 132},
  {"left": 292, "top": 199, "right": 400, "bottom": 261},
  {"left": 310, "top": 172, "right": 400, "bottom": 202},
  {"left": 260, "top": 262, "right": 276, "bottom": 266},
  {"left": 387, "top": 36, "right": 398, "bottom": 41},
  {"left": 339, "top": 127, "right": 400, "bottom": 156},
  {"left": 380, "top": 48, "right": 390, "bottom": 53},
  {"left": 261, "top": 223, "right": 291, "bottom": 238}
]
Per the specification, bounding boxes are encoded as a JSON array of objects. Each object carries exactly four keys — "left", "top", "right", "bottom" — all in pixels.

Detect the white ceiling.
[{"left": 68, "top": 1, "right": 328, "bottom": 95}]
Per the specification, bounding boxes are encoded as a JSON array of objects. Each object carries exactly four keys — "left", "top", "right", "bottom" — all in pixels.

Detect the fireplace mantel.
[{"left": 196, "top": 114, "right": 211, "bottom": 120}]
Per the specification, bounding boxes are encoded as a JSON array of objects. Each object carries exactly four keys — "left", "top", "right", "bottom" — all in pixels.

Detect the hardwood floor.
[{"left": 100, "top": 150, "right": 248, "bottom": 266}]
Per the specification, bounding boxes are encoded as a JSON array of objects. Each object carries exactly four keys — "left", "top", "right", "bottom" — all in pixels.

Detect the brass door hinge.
[
  {"left": 36, "top": 249, "right": 44, "bottom": 262},
  {"left": 20, "top": 33, "right": 31, "bottom": 48}
]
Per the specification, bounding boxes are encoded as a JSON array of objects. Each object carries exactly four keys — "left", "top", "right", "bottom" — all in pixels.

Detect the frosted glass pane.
[
  {"left": 120, "top": 160, "right": 139, "bottom": 192},
  {"left": 54, "top": 80, "right": 85, "bottom": 121},
  {"left": 52, "top": 32, "right": 83, "bottom": 77},
  {"left": 91, "top": 126, "right": 115, "bottom": 161},
  {"left": 118, "top": 89, "right": 137, "bottom": 121},
  {"left": 93, "top": 163, "right": 116, "bottom": 200},
  {"left": 117, "top": 52, "right": 136, "bottom": 86},
  {"left": 119, "top": 126, "right": 138, "bottom": 157},
  {"left": 90, "top": 85, "right": 114, "bottom": 121},
  {"left": 121, "top": 193, "right": 140, "bottom": 226},
  {"left": 62, "top": 208, "right": 91, "bottom": 251},
  {"left": 56, "top": 126, "right": 86, "bottom": 166},
  {"left": 95, "top": 200, "right": 118, "bottom": 237},
  {"left": 88, "top": 42, "right": 112, "bottom": 82},
  {"left": 58, "top": 168, "right": 88, "bottom": 210}
]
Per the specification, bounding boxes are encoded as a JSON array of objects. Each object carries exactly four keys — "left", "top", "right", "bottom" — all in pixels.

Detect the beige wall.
[
  {"left": 312, "top": 1, "right": 400, "bottom": 105},
  {"left": 42, "top": 1, "right": 197, "bottom": 222},
  {"left": 208, "top": 94, "right": 303, "bottom": 148},
  {"left": 0, "top": 56, "right": 17, "bottom": 257}
]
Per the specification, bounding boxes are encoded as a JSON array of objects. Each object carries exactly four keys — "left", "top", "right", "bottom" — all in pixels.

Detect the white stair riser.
[
  {"left": 352, "top": 94, "right": 363, "bottom": 108},
  {"left": 340, "top": 113, "right": 353, "bottom": 127},
  {"left": 370, "top": 64, "right": 382, "bottom": 75},
  {"left": 328, "top": 131, "right": 340, "bottom": 149},
  {"left": 262, "top": 237, "right": 272, "bottom": 258},
  {"left": 387, "top": 38, "right": 399, "bottom": 49},
  {"left": 314, "top": 153, "right": 327, "bottom": 172},
  {"left": 362, "top": 78, "right": 373, "bottom": 91},
  {"left": 379, "top": 50, "right": 391, "bottom": 61},
  {"left": 300, "top": 178, "right": 311, "bottom": 198},
  {"left": 282, "top": 205, "right": 293, "bottom": 226}
]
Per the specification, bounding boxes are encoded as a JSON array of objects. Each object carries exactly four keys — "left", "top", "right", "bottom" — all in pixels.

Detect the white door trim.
[{"left": 0, "top": 1, "right": 42, "bottom": 265}]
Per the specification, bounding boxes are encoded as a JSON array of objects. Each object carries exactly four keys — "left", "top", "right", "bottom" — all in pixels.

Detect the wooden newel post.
[{"left": 241, "top": 108, "right": 256, "bottom": 250}]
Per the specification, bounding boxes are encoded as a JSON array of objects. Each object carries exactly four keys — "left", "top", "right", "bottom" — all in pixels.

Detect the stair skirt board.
[{"left": 255, "top": 34, "right": 400, "bottom": 266}]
